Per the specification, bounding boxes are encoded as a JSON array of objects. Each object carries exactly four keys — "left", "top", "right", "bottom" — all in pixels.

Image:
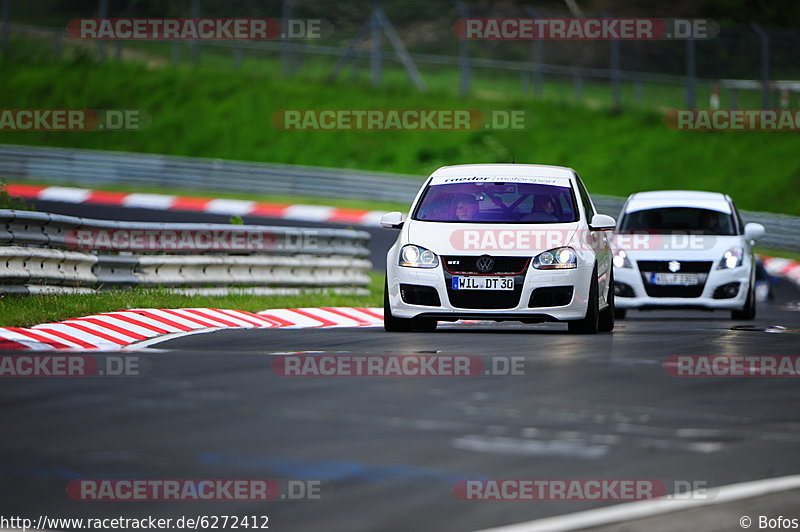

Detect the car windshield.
[
  {"left": 413, "top": 182, "right": 578, "bottom": 223},
  {"left": 618, "top": 207, "right": 737, "bottom": 235}
]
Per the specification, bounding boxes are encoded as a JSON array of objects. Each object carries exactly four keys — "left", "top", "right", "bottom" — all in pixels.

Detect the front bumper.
[
  {"left": 614, "top": 264, "right": 751, "bottom": 310},
  {"left": 388, "top": 264, "right": 593, "bottom": 321}
]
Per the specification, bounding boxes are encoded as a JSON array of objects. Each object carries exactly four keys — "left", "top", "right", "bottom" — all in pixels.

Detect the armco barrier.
[
  {"left": 2, "top": 144, "right": 797, "bottom": 251},
  {"left": 0, "top": 210, "right": 372, "bottom": 294}
]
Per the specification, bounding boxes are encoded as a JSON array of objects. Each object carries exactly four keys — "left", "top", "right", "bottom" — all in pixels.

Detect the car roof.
[
  {"left": 624, "top": 190, "right": 733, "bottom": 214},
  {"left": 430, "top": 164, "right": 575, "bottom": 180}
]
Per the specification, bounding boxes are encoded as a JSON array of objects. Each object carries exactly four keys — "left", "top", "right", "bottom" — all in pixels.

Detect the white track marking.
[{"left": 473, "top": 474, "right": 800, "bottom": 532}]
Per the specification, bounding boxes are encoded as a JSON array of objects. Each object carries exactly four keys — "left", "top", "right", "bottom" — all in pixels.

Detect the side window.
[
  {"left": 730, "top": 201, "right": 744, "bottom": 234},
  {"left": 575, "top": 176, "right": 595, "bottom": 220}
]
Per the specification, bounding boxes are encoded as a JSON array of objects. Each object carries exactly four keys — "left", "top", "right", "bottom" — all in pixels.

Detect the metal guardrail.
[
  {"left": 0, "top": 144, "right": 423, "bottom": 203},
  {"left": 0, "top": 209, "right": 372, "bottom": 294},
  {"left": 1, "top": 144, "right": 797, "bottom": 252}
]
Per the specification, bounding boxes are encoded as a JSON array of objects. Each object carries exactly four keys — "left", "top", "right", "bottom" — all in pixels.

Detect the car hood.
[
  {"left": 612, "top": 233, "right": 744, "bottom": 261},
  {"left": 405, "top": 220, "right": 581, "bottom": 256}
]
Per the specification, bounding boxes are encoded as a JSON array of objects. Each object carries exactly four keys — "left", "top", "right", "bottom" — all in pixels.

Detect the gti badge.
[
  {"left": 475, "top": 255, "right": 495, "bottom": 273},
  {"left": 668, "top": 260, "right": 681, "bottom": 272}
]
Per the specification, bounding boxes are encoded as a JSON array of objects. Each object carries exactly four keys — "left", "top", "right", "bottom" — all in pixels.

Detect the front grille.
[
  {"left": 442, "top": 255, "right": 529, "bottom": 309},
  {"left": 638, "top": 260, "right": 712, "bottom": 298},
  {"left": 400, "top": 284, "right": 441, "bottom": 306},
  {"left": 529, "top": 286, "right": 574, "bottom": 307},
  {"left": 637, "top": 261, "right": 712, "bottom": 273},
  {"left": 442, "top": 256, "right": 530, "bottom": 275},
  {"left": 643, "top": 285, "right": 705, "bottom": 298},
  {"left": 447, "top": 288, "right": 523, "bottom": 309}
]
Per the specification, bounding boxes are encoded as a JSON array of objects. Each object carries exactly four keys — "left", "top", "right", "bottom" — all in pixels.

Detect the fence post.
[
  {"left": 1, "top": 0, "right": 8, "bottom": 55},
  {"left": 114, "top": 40, "right": 121, "bottom": 61},
  {"left": 52, "top": 31, "right": 61, "bottom": 60},
  {"left": 172, "top": 42, "right": 180, "bottom": 64},
  {"left": 573, "top": 68, "right": 583, "bottom": 103},
  {"left": 610, "top": 39, "right": 621, "bottom": 111},
  {"left": 729, "top": 87, "right": 738, "bottom": 109},
  {"left": 524, "top": 7, "right": 543, "bottom": 99},
  {"left": 685, "top": 38, "right": 696, "bottom": 109},
  {"left": 455, "top": 0, "right": 470, "bottom": 96},
  {"left": 190, "top": 0, "right": 200, "bottom": 64},
  {"left": 370, "top": 3, "right": 382, "bottom": 86},
  {"left": 97, "top": 0, "right": 108, "bottom": 63},
  {"left": 281, "top": 0, "right": 294, "bottom": 76},
  {"left": 751, "top": 23, "right": 770, "bottom": 108}
]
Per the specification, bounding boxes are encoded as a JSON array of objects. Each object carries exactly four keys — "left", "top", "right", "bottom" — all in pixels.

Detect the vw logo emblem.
[
  {"left": 668, "top": 260, "right": 681, "bottom": 272},
  {"left": 476, "top": 255, "right": 495, "bottom": 273}
]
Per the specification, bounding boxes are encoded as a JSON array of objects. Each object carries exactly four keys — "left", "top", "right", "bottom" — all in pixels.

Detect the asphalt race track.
[
  {"left": 2, "top": 281, "right": 799, "bottom": 531},
  {"left": 3, "top": 198, "right": 799, "bottom": 531}
]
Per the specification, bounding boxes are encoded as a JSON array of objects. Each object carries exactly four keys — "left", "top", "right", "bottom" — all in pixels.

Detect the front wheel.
[
  {"left": 568, "top": 268, "right": 600, "bottom": 334},
  {"left": 598, "top": 269, "right": 615, "bottom": 333},
  {"left": 731, "top": 281, "right": 756, "bottom": 320},
  {"left": 383, "top": 277, "right": 438, "bottom": 332}
]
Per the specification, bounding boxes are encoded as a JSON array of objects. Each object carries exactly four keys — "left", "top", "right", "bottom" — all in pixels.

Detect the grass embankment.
[{"left": 1, "top": 35, "right": 799, "bottom": 215}]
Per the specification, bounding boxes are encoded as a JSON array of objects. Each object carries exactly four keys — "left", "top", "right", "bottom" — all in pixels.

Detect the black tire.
[
  {"left": 383, "top": 277, "right": 438, "bottom": 332},
  {"left": 614, "top": 308, "right": 627, "bottom": 320},
  {"left": 731, "top": 281, "right": 756, "bottom": 320},
  {"left": 568, "top": 267, "right": 600, "bottom": 334},
  {"left": 598, "top": 269, "right": 615, "bottom": 333}
]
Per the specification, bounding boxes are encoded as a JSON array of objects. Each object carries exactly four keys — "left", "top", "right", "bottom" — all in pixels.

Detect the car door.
[{"left": 575, "top": 175, "right": 612, "bottom": 305}]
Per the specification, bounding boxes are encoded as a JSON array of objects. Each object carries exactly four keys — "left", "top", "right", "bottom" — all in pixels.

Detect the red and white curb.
[
  {"left": 761, "top": 256, "right": 800, "bottom": 287},
  {"left": 7, "top": 184, "right": 389, "bottom": 227},
  {"left": 0, "top": 307, "right": 384, "bottom": 351}
]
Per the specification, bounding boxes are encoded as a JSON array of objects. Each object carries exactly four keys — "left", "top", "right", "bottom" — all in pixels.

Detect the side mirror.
[
  {"left": 380, "top": 211, "right": 406, "bottom": 229},
  {"left": 589, "top": 214, "right": 616, "bottom": 231},
  {"left": 744, "top": 222, "right": 765, "bottom": 241}
]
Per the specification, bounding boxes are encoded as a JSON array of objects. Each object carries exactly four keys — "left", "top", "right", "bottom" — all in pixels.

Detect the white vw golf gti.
[
  {"left": 381, "top": 164, "right": 617, "bottom": 333},
  {"left": 612, "top": 190, "right": 765, "bottom": 320}
]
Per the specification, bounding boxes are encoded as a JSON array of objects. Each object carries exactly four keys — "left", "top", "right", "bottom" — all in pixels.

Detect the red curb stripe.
[
  {"left": 250, "top": 203, "right": 291, "bottom": 218},
  {"left": 0, "top": 337, "right": 27, "bottom": 350},
  {"left": 4, "top": 328, "right": 71, "bottom": 349},
  {"left": 6, "top": 184, "right": 47, "bottom": 198},
  {"left": 327, "top": 208, "right": 372, "bottom": 224},
  {"left": 214, "top": 309, "right": 275, "bottom": 327},
  {"left": 87, "top": 190, "right": 128, "bottom": 205},
  {"left": 159, "top": 309, "right": 219, "bottom": 328},
  {"left": 78, "top": 318, "right": 148, "bottom": 341},
  {"left": 171, "top": 196, "right": 214, "bottom": 211},
  {"left": 255, "top": 312, "right": 298, "bottom": 327},
  {"left": 286, "top": 309, "right": 338, "bottom": 327},
  {"left": 128, "top": 311, "right": 194, "bottom": 332},
  {"left": 183, "top": 308, "right": 241, "bottom": 328},
  {"left": 57, "top": 322, "right": 129, "bottom": 346},
  {"left": 98, "top": 313, "right": 171, "bottom": 334},
  {"left": 357, "top": 308, "right": 384, "bottom": 320},
  {"left": 320, "top": 307, "right": 371, "bottom": 326},
  {"left": 33, "top": 327, "right": 97, "bottom": 349}
]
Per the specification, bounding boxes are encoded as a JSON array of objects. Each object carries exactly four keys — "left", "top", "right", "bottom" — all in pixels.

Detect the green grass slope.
[{"left": 1, "top": 42, "right": 798, "bottom": 215}]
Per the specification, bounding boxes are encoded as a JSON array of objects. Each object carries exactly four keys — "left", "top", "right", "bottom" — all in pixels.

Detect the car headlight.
[
  {"left": 613, "top": 249, "right": 632, "bottom": 269},
  {"left": 533, "top": 247, "right": 577, "bottom": 270},
  {"left": 399, "top": 244, "right": 439, "bottom": 268},
  {"left": 718, "top": 247, "right": 743, "bottom": 269}
]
